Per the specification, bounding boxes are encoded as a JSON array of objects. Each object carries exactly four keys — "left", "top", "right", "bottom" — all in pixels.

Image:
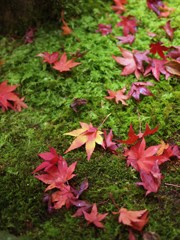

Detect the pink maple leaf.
[
  {"left": 128, "top": 81, "right": 154, "bottom": 101},
  {"left": 124, "top": 138, "right": 160, "bottom": 173},
  {"left": 97, "top": 24, "right": 112, "bottom": 35},
  {"left": 106, "top": 87, "right": 130, "bottom": 105},
  {"left": 32, "top": 147, "right": 63, "bottom": 174},
  {"left": 144, "top": 58, "right": 170, "bottom": 81},
  {"left": 35, "top": 160, "right": 77, "bottom": 191},
  {"left": 37, "top": 52, "right": 59, "bottom": 64},
  {"left": 137, "top": 161, "right": 162, "bottom": 195},
  {"left": 116, "top": 34, "right": 135, "bottom": 45},
  {"left": 103, "top": 129, "right": 119, "bottom": 155},
  {"left": 117, "top": 16, "right": 137, "bottom": 36},
  {"left": 83, "top": 203, "right": 108, "bottom": 228},
  {"left": 113, "top": 207, "right": 149, "bottom": 231}
]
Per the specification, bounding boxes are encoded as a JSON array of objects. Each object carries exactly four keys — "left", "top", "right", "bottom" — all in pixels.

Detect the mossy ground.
[{"left": 0, "top": 0, "right": 180, "bottom": 239}]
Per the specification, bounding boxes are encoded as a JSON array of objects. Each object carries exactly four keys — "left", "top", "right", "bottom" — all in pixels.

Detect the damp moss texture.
[{"left": 0, "top": 0, "right": 180, "bottom": 239}]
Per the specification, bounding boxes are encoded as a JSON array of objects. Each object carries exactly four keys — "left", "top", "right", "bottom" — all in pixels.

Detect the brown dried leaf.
[{"left": 164, "top": 60, "right": 180, "bottom": 76}]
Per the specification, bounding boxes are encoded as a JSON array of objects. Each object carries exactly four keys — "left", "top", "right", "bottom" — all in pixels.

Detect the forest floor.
[{"left": 0, "top": 0, "right": 179, "bottom": 239}]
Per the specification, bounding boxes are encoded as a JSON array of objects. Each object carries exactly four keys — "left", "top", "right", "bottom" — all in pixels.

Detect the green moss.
[{"left": 0, "top": 0, "right": 179, "bottom": 239}]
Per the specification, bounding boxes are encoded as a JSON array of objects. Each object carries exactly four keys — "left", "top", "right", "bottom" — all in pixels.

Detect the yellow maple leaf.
[{"left": 64, "top": 122, "right": 104, "bottom": 160}]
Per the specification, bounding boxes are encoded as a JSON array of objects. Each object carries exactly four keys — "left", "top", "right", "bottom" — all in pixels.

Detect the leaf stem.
[
  {"left": 165, "top": 183, "right": 180, "bottom": 188},
  {"left": 98, "top": 113, "right": 111, "bottom": 129}
]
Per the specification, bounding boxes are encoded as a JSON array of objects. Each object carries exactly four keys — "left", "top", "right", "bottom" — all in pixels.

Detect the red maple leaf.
[
  {"left": 64, "top": 122, "right": 104, "bottom": 160},
  {"left": 83, "top": 203, "right": 108, "bottom": 228},
  {"left": 51, "top": 185, "right": 75, "bottom": 209},
  {"left": 146, "top": 0, "right": 174, "bottom": 17},
  {"left": 113, "top": 207, "right": 149, "bottom": 231},
  {"left": 106, "top": 87, "right": 129, "bottom": 105},
  {"left": 32, "top": 147, "right": 63, "bottom": 174},
  {"left": 0, "top": 80, "right": 27, "bottom": 112},
  {"left": 72, "top": 201, "right": 92, "bottom": 217},
  {"left": 24, "top": 27, "right": 36, "bottom": 44},
  {"left": 150, "top": 42, "right": 169, "bottom": 59},
  {"left": 37, "top": 52, "right": 59, "bottom": 64},
  {"left": 112, "top": 0, "right": 127, "bottom": 14},
  {"left": 118, "top": 123, "right": 159, "bottom": 145},
  {"left": 53, "top": 53, "right": 81, "bottom": 72},
  {"left": 124, "top": 138, "right": 160, "bottom": 173},
  {"left": 162, "top": 20, "right": 176, "bottom": 40},
  {"left": 61, "top": 11, "right": 72, "bottom": 35},
  {"left": 137, "top": 161, "right": 162, "bottom": 195},
  {"left": 103, "top": 130, "right": 119, "bottom": 155},
  {"left": 35, "top": 159, "right": 77, "bottom": 191},
  {"left": 128, "top": 81, "right": 154, "bottom": 101},
  {"left": 117, "top": 16, "right": 137, "bottom": 36},
  {"left": 116, "top": 34, "right": 135, "bottom": 45},
  {"left": 113, "top": 48, "right": 150, "bottom": 79},
  {"left": 144, "top": 58, "right": 170, "bottom": 81},
  {"left": 97, "top": 24, "right": 112, "bottom": 35}
]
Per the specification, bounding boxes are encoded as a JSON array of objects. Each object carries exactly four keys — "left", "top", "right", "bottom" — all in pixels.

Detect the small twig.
[
  {"left": 165, "top": 183, "right": 180, "bottom": 188},
  {"left": 137, "top": 108, "right": 142, "bottom": 134},
  {"left": 109, "top": 193, "right": 120, "bottom": 209},
  {"left": 98, "top": 113, "right": 111, "bottom": 129}
]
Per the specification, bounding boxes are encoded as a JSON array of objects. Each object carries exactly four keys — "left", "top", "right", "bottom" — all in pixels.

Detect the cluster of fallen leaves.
[
  {"left": 31, "top": 1, "right": 180, "bottom": 239},
  {"left": 33, "top": 121, "right": 179, "bottom": 238},
  {"left": 0, "top": 81, "right": 27, "bottom": 112},
  {"left": 37, "top": 51, "right": 81, "bottom": 73},
  {"left": 33, "top": 146, "right": 152, "bottom": 237},
  {"left": 1, "top": 0, "right": 179, "bottom": 238}
]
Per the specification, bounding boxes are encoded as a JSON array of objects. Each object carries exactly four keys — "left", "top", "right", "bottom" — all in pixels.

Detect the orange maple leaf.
[
  {"left": 64, "top": 122, "right": 104, "bottom": 160},
  {"left": 106, "top": 87, "right": 129, "bottom": 105},
  {"left": 53, "top": 53, "right": 81, "bottom": 73},
  {"left": 61, "top": 11, "right": 72, "bottom": 35},
  {"left": 113, "top": 207, "right": 149, "bottom": 231}
]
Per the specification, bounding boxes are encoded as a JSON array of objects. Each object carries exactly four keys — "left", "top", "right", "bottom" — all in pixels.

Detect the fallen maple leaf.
[
  {"left": 164, "top": 60, "right": 180, "bottom": 76},
  {"left": 70, "top": 98, "right": 88, "bottom": 112},
  {"left": 103, "top": 129, "right": 119, "bottom": 155},
  {"left": 35, "top": 160, "right": 77, "bottom": 191},
  {"left": 118, "top": 124, "right": 158, "bottom": 145},
  {"left": 24, "top": 27, "right": 36, "bottom": 44},
  {"left": 167, "top": 46, "right": 180, "bottom": 61},
  {"left": 37, "top": 52, "right": 59, "bottom": 65},
  {"left": 117, "top": 16, "right": 137, "bottom": 36},
  {"left": 144, "top": 58, "right": 170, "bottom": 81},
  {"left": 157, "top": 140, "right": 169, "bottom": 156},
  {"left": 83, "top": 203, "right": 108, "bottom": 228},
  {"left": 128, "top": 82, "right": 154, "bottom": 101},
  {"left": 64, "top": 122, "right": 104, "bottom": 160},
  {"left": 0, "top": 80, "right": 27, "bottom": 112},
  {"left": 106, "top": 87, "right": 129, "bottom": 105},
  {"left": 150, "top": 42, "right": 169, "bottom": 59},
  {"left": 137, "top": 161, "right": 162, "bottom": 195},
  {"left": 53, "top": 53, "right": 81, "bottom": 73},
  {"left": 113, "top": 207, "right": 149, "bottom": 231},
  {"left": 61, "top": 11, "right": 72, "bottom": 35},
  {"left": 72, "top": 201, "right": 92, "bottom": 217},
  {"left": 146, "top": 0, "right": 174, "bottom": 17},
  {"left": 97, "top": 24, "right": 112, "bottom": 35},
  {"left": 162, "top": 20, "right": 176, "bottom": 40},
  {"left": 112, "top": 49, "right": 139, "bottom": 78},
  {"left": 71, "top": 179, "right": 89, "bottom": 199},
  {"left": 51, "top": 185, "right": 75, "bottom": 209},
  {"left": 32, "top": 147, "right": 62, "bottom": 174},
  {"left": 113, "top": 48, "right": 150, "bottom": 79},
  {"left": 116, "top": 34, "right": 135, "bottom": 45},
  {"left": 124, "top": 138, "right": 159, "bottom": 173},
  {"left": 112, "top": 0, "right": 127, "bottom": 14}
]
